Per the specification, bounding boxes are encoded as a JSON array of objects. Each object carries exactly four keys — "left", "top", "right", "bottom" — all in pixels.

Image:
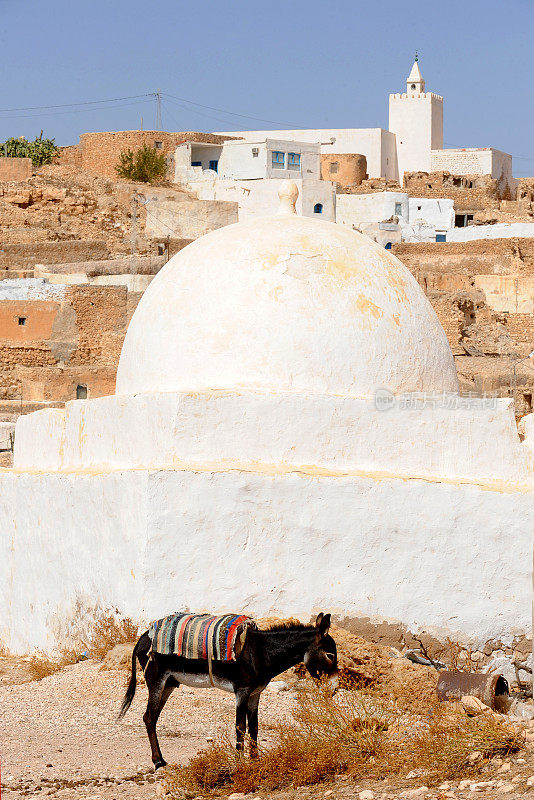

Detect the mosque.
[
  {"left": 0, "top": 182, "right": 533, "bottom": 655},
  {"left": 219, "top": 58, "right": 515, "bottom": 191}
]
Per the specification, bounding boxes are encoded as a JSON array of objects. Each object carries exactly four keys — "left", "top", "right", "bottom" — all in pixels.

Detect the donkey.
[{"left": 119, "top": 612, "right": 338, "bottom": 769}]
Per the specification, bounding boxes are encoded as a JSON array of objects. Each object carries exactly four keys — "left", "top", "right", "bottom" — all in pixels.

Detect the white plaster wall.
[
  {"left": 408, "top": 197, "right": 455, "bottom": 230},
  {"left": 14, "top": 391, "right": 533, "bottom": 486},
  {"left": 218, "top": 141, "right": 267, "bottom": 180},
  {"left": 215, "top": 129, "right": 394, "bottom": 179},
  {"left": 0, "top": 470, "right": 149, "bottom": 653},
  {"left": 389, "top": 93, "right": 443, "bottom": 181},
  {"left": 0, "top": 279, "right": 67, "bottom": 301},
  {"left": 1, "top": 465, "right": 533, "bottom": 652},
  {"left": 447, "top": 223, "right": 534, "bottom": 242},
  {"left": 336, "top": 192, "right": 409, "bottom": 228},
  {"left": 336, "top": 195, "right": 453, "bottom": 242},
  {"left": 190, "top": 177, "right": 335, "bottom": 221}
]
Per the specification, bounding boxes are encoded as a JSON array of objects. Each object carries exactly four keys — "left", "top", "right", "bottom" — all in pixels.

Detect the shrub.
[
  {"left": 116, "top": 143, "right": 167, "bottom": 182},
  {"left": 0, "top": 135, "right": 59, "bottom": 166},
  {"left": 167, "top": 679, "right": 521, "bottom": 795},
  {"left": 29, "top": 648, "right": 80, "bottom": 681}
]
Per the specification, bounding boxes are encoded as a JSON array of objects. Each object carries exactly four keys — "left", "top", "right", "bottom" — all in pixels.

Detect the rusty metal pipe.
[{"left": 437, "top": 671, "right": 510, "bottom": 712}]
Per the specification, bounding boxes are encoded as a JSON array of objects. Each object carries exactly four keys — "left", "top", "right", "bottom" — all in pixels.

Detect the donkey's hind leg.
[
  {"left": 235, "top": 689, "right": 251, "bottom": 752},
  {"left": 143, "top": 666, "right": 176, "bottom": 770},
  {"left": 247, "top": 693, "right": 260, "bottom": 757}
]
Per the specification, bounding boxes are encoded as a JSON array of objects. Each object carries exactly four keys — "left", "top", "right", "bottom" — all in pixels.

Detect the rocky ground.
[{"left": 2, "top": 650, "right": 534, "bottom": 800}]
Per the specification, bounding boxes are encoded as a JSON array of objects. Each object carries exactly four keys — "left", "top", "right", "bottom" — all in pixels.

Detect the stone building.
[{"left": 1, "top": 183, "right": 533, "bottom": 657}]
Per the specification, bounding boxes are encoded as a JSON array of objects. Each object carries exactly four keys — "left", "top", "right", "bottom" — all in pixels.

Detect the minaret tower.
[
  {"left": 388, "top": 55, "right": 443, "bottom": 184},
  {"left": 407, "top": 53, "right": 425, "bottom": 93}
]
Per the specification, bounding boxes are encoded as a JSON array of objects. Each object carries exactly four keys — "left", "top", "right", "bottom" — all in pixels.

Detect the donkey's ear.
[{"left": 316, "top": 613, "right": 331, "bottom": 636}]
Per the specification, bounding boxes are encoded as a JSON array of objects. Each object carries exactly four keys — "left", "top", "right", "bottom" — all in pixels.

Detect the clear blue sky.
[{"left": 0, "top": 0, "right": 533, "bottom": 175}]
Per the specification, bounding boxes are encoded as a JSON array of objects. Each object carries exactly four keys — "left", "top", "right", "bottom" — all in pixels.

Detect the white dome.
[{"left": 116, "top": 195, "right": 458, "bottom": 398}]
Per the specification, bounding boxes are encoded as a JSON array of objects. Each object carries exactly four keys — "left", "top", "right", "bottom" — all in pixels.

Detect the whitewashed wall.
[
  {"left": 336, "top": 193, "right": 454, "bottom": 242},
  {"left": 190, "top": 177, "right": 336, "bottom": 221},
  {"left": 447, "top": 223, "right": 534, "bottom": 242},
  {"left": 1, "top": 465, "right": 533, "bottom": 653},
  {"left": 215, "top": 128, "right": 397, "bottom": 180},
  {"left": 336, "top": 192, "right": 408, "bottom": 228},
  {"left": 389, "top": 93, "right": 443, "bottom": 180},
  {"left": 14, "top": 392, "right": 533, "bottom": 485}
]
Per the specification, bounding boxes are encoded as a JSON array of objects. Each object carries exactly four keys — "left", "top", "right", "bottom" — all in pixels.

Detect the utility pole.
[
  {"left": 155, "top": 89, "right": 162, "bottom": 131},
  {"left": 131, "top": 193, "right": 137, "bottom": 276}
]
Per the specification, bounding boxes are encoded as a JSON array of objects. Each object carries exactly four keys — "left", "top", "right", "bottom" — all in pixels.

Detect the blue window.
[
  {"left": 191, "top": 161, "right": 202, "bottom": 167},
  {"left": 288, "top": 152, "right": 301, "bottom": 170},
  {"left": 384, "top": 242, "right": 392, "bottom": 250},
  {"left": 272, "top": 151, "right": 285, "bottom": 169},
  {"left": 436, "top": 233, "right": 447, "bottom": 242},
  {"left": 209, "top": 160, "right": 218, "bottom": 172},
  {"left": 314, "top": 203, "right": 323, "bottom": 214}
]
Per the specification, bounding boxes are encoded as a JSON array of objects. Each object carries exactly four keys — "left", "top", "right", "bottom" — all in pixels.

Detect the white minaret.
[{"left": 388, "top": 56, "right": 443, "bottom": 184}]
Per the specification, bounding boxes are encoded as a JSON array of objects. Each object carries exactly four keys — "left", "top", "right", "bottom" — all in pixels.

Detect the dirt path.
[
  {"left": 3, "top": 657, "right": 534, "bottom": 800},
  {"left": 0, "top": 659, "right": 251, "bottom": 799}
]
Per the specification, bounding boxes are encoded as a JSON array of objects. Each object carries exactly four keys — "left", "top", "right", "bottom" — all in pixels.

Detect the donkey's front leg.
[
  {"left": 235, "top": 689, "right": 250, "bottom": 752},
  {"left": 247, "top": 693, "right": 260, "bottom": 757}
]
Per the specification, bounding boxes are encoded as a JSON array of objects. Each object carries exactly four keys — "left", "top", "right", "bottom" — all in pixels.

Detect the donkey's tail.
[{"left": 118, "top": 632, "right": 149, "bottom": 720}]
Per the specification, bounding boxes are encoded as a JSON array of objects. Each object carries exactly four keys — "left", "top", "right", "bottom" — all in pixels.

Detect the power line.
[
  {"left": 163, "top": 92, "right": 305, "bottom": 129},
  {"left": 144, "top": 204, "right": 182, "bottom": 238},
  {"left": 162, "top": 97, "right": 250, "bottom": 130},
  {"left": 0, "top": 93, "right": 154, "bottom": 114},
  {"left": 0, "top": 98, "right": 153, "bottom": 122}
]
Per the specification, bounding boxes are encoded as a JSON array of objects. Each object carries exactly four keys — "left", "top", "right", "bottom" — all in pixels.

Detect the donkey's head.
[{"left": 303, "top": 613, "right": 338, "bottom": 682}]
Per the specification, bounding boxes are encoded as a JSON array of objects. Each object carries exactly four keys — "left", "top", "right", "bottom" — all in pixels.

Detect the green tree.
[
  {"left": 0, "top": 135, "right": 59, "bottom": 166},
  {"left": 116, "top": 143, "right": 167, "bottom": 183}
]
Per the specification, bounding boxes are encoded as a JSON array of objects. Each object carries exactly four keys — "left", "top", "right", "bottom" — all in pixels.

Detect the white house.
[
  {"left": 175, "top": 137, "right": 336, "bottom": 221},
  {"left": 217, "top": 59, "right": 513, "bottom": 187},
  {"left": 336, "top": 191, "right": 454, "bottom": 245}
]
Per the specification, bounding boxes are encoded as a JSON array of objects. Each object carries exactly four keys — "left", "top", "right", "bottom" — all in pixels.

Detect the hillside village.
[
  {"left": 3, "top": 40, "right": 534, "bottom": 800},
  {"left": 1, "top": 60, "right": 534, "bottom": 465}
]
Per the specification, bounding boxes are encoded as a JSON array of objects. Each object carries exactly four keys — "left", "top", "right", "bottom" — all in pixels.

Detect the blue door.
[{"left": 209, "top": 160, "right": 219, "bottom": 172}]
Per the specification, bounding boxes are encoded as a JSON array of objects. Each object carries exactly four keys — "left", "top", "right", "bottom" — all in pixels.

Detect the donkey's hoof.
[{"left": 154, "top": 760, "right": 167, "bottom": 771}]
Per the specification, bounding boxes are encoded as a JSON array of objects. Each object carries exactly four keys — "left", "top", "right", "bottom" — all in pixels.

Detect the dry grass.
[
  {"left": 29, "top": 648, "right": 80, "bottom": 681},
  {"left": 85, "top": 611, "right": 138, "bottom": 661},
  {"left": 402, "top": 702, "right": 522, "bottom": 784},
  {"left": 167, "top": 680, "right": 522, "bottom": 796},
  {"left": 0, "top": 640, "right": 10, "bottom": 657},
  {"left": 28, "top": 608, "right": 139, "bottom": 680}
]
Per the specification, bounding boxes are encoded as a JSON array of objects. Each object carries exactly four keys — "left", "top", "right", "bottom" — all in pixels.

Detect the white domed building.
[{"left": 1, "top": 183, "right": 533, "bottom": 654}]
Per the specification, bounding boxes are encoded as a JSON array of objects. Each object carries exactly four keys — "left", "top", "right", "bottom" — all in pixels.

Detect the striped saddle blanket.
[{"left": 148, "top": 612, "right": 255, "bottom": 661}]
